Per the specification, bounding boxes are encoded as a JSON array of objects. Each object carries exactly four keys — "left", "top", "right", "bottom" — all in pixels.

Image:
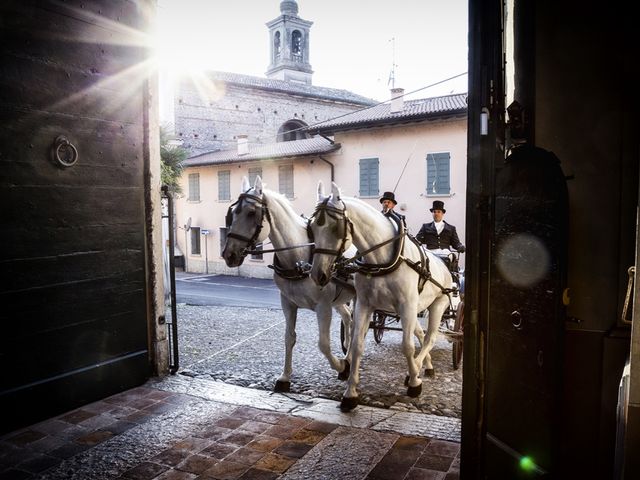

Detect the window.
[
  {"left": 279, "top": 164, "right": 294, "bottom": 198},
  {"left": 218, "top": 170, "right": 230, "bottom": 200},
  {"left": 219, "top": 227, "right": 227, "bottom": 257},
  {"left": 274, "top": 31, "right": 281, "bottom": 55},
  {"left": 188, "top": 173, "right": 200, "bottom": 201},
  {"left": 251, "top": 243, "right": 263, "bottom": 260},
  {"left": 277, "top": 120, "right": 308, "bottom": 142},
  {"left": 248, "top": 167, "right": 262, "bottom": 186},
  {"left": 292, "top": 30, "right": 302, "bottom": 55},
  {"left": 359, "top": 158, "right": 379, "bottom": 197},
  {"left": 190, "top": 227, "right": 201, "bottom": 255},
  {"left": 426, "top": 152, "right": 451, "bottom": 195}
]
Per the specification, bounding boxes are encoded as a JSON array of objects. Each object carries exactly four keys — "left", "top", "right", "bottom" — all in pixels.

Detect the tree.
[{"left": 160, "top": 126, "right": 187, "bottom": 195}]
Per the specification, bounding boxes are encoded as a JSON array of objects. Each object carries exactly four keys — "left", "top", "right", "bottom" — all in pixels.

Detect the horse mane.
[
  {"left": 340, "top": 196, "right": 396, "bottom": 234},
  {"left": 261, "top": 188, "right": 308, "bottom": 229}
]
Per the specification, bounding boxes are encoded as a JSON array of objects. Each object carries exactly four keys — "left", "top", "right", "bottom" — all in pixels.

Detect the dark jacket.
[{"left": 416, "top": 221, "right": 465, "bottom": 252}]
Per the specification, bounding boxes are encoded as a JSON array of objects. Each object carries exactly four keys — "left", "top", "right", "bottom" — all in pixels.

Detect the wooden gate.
[{"left": 0, "top": 0, "right": 154, "bottom": 433}]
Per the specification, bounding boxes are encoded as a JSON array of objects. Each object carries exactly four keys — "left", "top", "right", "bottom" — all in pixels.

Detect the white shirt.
[{"left": 434, "top": 220, "right": 445, "bottom": 234}]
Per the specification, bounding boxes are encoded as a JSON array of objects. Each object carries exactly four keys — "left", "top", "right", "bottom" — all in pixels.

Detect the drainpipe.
[{"left": 319, "top": 155, "right": 334, "bottom": 182}]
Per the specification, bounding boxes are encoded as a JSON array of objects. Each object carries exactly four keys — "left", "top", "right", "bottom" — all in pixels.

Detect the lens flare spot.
[
  {"left": 519, "top": 455, "right": 536, "bottom": 472},
  {"left": 496, "top": 233, "right": 549, "bottom": 288}
]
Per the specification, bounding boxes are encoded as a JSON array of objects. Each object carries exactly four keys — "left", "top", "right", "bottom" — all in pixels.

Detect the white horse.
[
  {"left": 309, "top": 182, "right": 453, "bottom": 411},
  {"left": 222, "top": 176, "right": 353, "bottom": 392}
]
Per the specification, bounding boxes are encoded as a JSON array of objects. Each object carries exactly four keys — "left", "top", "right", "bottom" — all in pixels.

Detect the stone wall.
[{"left": 174, "top": 78, "right": 368, "bottom": 155}]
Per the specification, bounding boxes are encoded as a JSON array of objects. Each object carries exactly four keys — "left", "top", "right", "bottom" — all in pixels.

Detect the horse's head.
[
  {"left": 222, "top": 176, "right": 271, "bottom": 267},
  {"left": 309, "top": 181, "right": 352, "bottom": 287}
]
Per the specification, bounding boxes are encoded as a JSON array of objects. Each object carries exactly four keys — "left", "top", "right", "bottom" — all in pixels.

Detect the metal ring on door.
[
  {"left": 53, "top": 135, "right": 79, "bottom": 168},
  {"left": 511, "top": 310, "right": 523, "bottom": 329}
]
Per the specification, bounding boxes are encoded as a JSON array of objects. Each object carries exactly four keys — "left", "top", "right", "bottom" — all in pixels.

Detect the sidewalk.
[{"left": 0, "top": 374, "right": 461, "bottom": 480}]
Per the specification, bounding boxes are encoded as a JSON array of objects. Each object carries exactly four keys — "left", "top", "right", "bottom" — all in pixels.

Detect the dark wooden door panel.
[
  {"left": 486, "top": 146, "right": 568, "bottom": 476},
  {"left": 0, "top": 0, "right": 153, "bottom": 433}
]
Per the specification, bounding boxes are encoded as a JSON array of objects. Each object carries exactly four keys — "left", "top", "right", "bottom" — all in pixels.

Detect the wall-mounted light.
[{"left": 480, "top": 107, "right": 489, "bottom": 136}]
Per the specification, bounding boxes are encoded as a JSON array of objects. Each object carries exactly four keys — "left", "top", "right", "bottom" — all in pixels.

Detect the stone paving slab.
[
  {"left": 152, "top": 374, "right": 461, "bottom": 443},
  {"left": 1, "top": 376, "right": 460, "bottom": 480},
  {"left": 279, "top": 426, "right": 398, "bottom": 480},
  {"left": 37, "top": 394, "right": 236, "bottom": 480}
]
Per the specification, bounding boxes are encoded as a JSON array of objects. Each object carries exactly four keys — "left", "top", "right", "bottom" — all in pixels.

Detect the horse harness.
[
  {"left": 310, "top": 200, "right": 452, "bottom": 295},
  {"left": 226, "top": 192, "right": 355, "bottom": 296}
]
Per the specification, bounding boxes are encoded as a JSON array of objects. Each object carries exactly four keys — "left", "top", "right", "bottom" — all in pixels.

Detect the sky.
[{"left": 155, "top": 0, "right": 468, "bottom": 103}]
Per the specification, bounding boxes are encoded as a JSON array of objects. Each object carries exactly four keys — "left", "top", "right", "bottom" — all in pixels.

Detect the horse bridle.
[
  {"left": 225, "top": 191, "right": 271, "bottom": 257},
  {"left": 309, "top": 198, "right": 354, "bottom": 263},
  {"left": 311, "top": 199, "right": 412, "bottom": 276},
  {"left": 226, "top": 191, "right": 315, "bottom": 260}
]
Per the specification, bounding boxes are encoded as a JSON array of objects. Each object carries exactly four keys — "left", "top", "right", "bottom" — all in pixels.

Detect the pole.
[
  {"left": 204, "top": 234, "right": 209, "bottom": 274},
  {"left": 184, "top": 230, "right": 188, "bottom": 272}
]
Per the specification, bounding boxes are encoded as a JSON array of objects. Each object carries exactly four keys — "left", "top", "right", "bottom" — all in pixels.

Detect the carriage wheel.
[
  {"left": 340, "top": 320, "right": 348, "bottom": 354},
  {"left": 372, "top": 311, "right": 385, "bottom": 344},
  {"left": 452, "top": 300, "right": 464, "bottom": 370}
]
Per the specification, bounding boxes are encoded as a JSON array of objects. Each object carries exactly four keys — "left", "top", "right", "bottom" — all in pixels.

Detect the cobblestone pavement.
[{"left": 176, "top": 304, "right": 462, "bottom": 419}]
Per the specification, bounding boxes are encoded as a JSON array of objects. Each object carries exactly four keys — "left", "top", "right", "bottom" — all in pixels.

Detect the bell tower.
[{"left": 266, "top": 0, "right": 313, "bottom": 84}]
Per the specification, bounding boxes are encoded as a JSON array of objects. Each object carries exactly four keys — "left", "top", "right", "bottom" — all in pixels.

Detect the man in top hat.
[
  {"left": 416, "top": 200, "right": 465, "bottom": 253},
  {"left": 379, "top": 191, "right": 398, "bottom": 214}
]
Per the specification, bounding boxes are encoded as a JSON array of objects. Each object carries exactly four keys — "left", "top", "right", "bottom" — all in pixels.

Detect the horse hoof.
[
  {"left": 407, "top": 383, "right": 422, "bottom": 398},
  {"left": 338, "top": 360, "right": 350, "bottom": 381},
  {"left": 274, "top": 380, "right": 291, "bottom": 393},
  {"left": 425, "top": 368, "right": 435, "bottom": 377},
  {"left": 340, "top": 396, "right": 359, "bottom": 412}
]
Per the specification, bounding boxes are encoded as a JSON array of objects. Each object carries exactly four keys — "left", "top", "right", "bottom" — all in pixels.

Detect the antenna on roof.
[{"left": 387, "top": 37, "right": 397, "bottom": 88}]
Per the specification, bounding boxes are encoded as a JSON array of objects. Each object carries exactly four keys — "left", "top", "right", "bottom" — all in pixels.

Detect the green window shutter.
[
  {"left": 426, "top": 153, "right": 450, "bottom": 195},
  {"left": 359, "top": 158, "right": 379, "bottom": 196}
]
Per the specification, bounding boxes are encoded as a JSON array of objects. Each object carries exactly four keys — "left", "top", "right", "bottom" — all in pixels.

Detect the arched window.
[
  {"left": 291, "top": 30, "right": 302, "bottom": 56},
  {"left": 274, "top": 31, "right": 281, "bottom": 57},
  {"left": 277, "top": 120, "right": 309, "bottom": 142}
]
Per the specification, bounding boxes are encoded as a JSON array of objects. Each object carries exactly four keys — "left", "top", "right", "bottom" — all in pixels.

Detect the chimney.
[
  {"left": 237, "top": 134, "right": 248, "bottom": 156},
  {"left": 390, "top": 87, "right": 405, "bottom": 113}
]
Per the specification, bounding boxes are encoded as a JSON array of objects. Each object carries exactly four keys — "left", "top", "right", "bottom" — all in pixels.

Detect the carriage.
[{"left": 340, "top": 250, "right": 465, "bottom": 370}]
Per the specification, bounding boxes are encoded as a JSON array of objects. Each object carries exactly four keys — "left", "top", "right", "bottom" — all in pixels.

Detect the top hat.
[
  {"left": 430, "top": 200, "right": 446, "bottom": 213},
  {"left": 379, "top": 191, "right": 397, "bottom": 205}
]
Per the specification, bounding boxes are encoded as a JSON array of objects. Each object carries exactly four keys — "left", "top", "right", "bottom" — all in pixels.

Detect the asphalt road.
[{"left": 176, "top": 273, "right": 281, "bottom": 308}]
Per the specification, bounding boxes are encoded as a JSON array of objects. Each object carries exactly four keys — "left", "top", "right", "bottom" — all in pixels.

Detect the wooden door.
[
  {"left": 485, "top": 146, "right": 568, "bottom": 477},
  {"left": 0, "top": 0, "right": 153, "bottom": 433}
]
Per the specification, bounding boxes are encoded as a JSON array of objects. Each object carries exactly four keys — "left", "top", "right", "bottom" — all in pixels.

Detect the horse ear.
[
  {"left": 241, "top": 176, "right": 250, "bottom": 192},
  {"left": 331, "top": 182, "right": 342, "bottom": 201},
  {"left": 254, "top": 175, "right": 263, "bottom": 195},
  {"left": 317, "top": 181, "right": 326, "bottom": 201}
]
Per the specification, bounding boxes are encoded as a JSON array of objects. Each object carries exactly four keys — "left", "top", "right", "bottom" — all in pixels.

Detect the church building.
[{"left": 170, "top": 0, "right": 376, "bottom": 156}]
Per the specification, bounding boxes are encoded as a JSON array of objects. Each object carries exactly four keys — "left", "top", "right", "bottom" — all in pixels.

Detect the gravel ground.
[{"left": 175, "top": 304, "right": 462, "bottom": 418}]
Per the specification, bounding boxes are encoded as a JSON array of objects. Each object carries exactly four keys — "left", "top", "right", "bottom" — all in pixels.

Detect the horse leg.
[
  {"left": 335, "top": 302, "right": 353, "bottom": 357},
  {"left": 340, "top": 302, "right": 372, "bottom": 411},
  {"left": 413, "top": 321, "right": 425, "bottom": 348},
  {"left": 399, "top": 306, "right": 423, "bottom": 397},
  {"left": 316, "top": 303, "right": 350, "bottom": 380},
  {"left": 275, "top": 296, "right": 297, "bottom": 392},
  {"left": 415, "top": 294, "right": 450, "bottom": 377}
]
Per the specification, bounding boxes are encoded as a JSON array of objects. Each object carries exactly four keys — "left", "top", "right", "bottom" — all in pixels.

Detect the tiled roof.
[
  {"left": 307, "top": 93, "right": 468, "bottom": 133},
  {"left": 206, "top": 71, "right": 376, "bottom": 106},
  {"left": 184, "top": 136, "right": 340, "bottom": 167}
]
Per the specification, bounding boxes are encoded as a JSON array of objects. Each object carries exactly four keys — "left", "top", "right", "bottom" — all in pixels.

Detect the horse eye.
[{"left": 247, "top": 210, "right": 256, "bottom": 217}]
